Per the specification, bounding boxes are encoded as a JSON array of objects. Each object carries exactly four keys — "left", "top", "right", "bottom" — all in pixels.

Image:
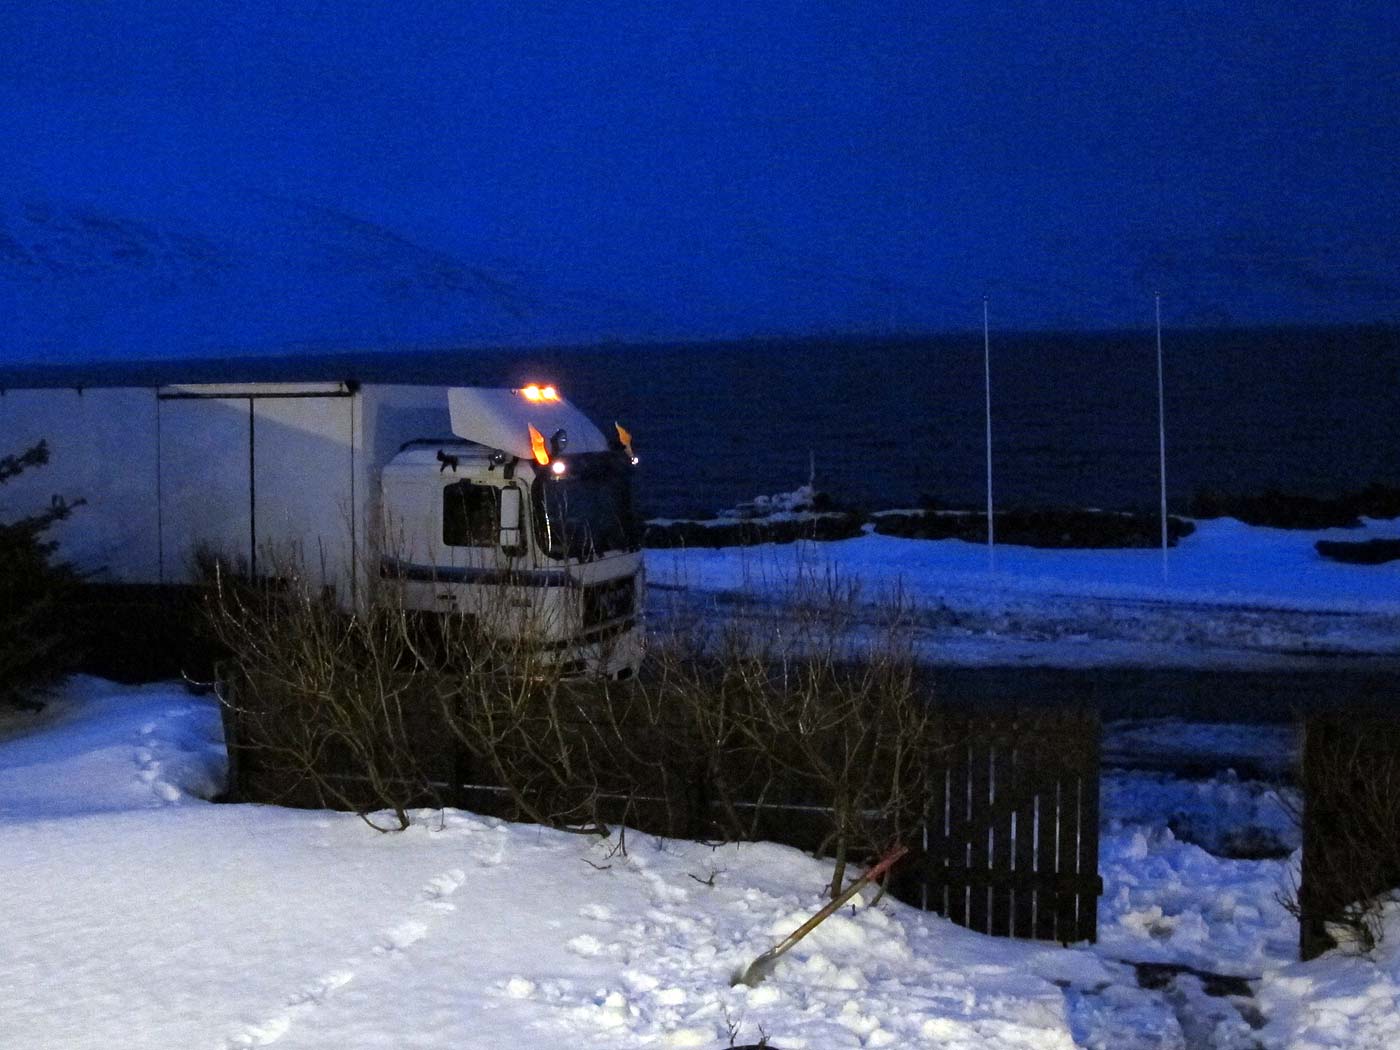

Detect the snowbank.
[
  {"left": 648, "top": 517, "right": 1400, "bottom": 666},
  {"left": 1, "top": 678, "right": 1102, "bottom": 1050},
  {"left": 1255, "top": 902, "right": 1400, "bottom": 1050},
  {"left": 7, "top": 676, "right": 1397, "bottom": 1049},
  {"left": 1104, "top": 768, "right": 1298, "bottom": 858},
  {"left": 1097, "top": 828, "right": 1298, "bottom": 975},
  {"left": 0, "top": 676, "right": 225, "bottom": 820}
]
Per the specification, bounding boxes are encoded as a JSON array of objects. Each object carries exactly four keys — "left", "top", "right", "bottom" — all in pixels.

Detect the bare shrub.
[
  {"left": 429, "top": 605, "right": 628, "bottom": 835},
  {"left": 0, "top": 441, "right": 82, "bottom": 709},
  {"left": 641, "top": 560, "right": 939, "bottom": 897},
  {"left": 207, "top": 554, "right": 449, "bottom": 830},
  {"left": 212, "top": 541, "right": 937, "bottom": 899},
  {"left": 438, "top": 555, "right": 938, "bottom": 894},
  {"left": 209, "top": 540, "right": 615, "bottom": 833}
]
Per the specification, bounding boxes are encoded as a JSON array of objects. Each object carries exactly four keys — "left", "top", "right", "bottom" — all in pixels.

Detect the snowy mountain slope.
[
  {"left": 3, "top": 178, "right": 1394, "bottom": 366},
  {"left": 2, "top": 1, "right": 1399, "bottom": 362},
  {"left": 0, "top": 188, "right": 660, "bottom": 358}
]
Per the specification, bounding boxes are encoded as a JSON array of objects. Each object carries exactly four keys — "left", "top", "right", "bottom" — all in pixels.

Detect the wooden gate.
[{"left": 897, "top": 710, "right": 1102, "bottom": 944}]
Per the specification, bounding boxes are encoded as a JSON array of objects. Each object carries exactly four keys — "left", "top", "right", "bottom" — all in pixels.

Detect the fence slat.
[
  {"left": 968, "top": 739, "right": 993, "bottom": 932},
  {"left": 1055, "top": 770, "right": 1082, "bottom": 945},
  {"left": 1012, "top": 737, "right": 1038, "bottom": 938},
  {"left": 925, "top": 752, "right": 950, "bottom": 916},
  {"left": 945, "top": 736, "right": 971, "bottom": 928},
  {"left": 1299, "top": 717, "right": 1335, "bottom": 961},
  {"left": 1034, "top": 734, "right": 1062, "bottom": 942},
  {"left": 1076, "top": 722, "right": 1102, "bottom": 944},
  {"left": 990, "top": 731, "right": 1016, "bottom": 937}
]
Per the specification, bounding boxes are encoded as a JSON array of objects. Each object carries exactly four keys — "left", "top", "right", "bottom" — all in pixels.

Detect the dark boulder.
[
  {"left": 1315, "top": 539, "right": 1400, "bottom": 565},
  {"left": 872, "top": 508, "right": 1195, "bottom": 549}
]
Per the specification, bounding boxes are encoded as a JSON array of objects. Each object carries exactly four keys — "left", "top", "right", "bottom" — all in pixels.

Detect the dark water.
[
  {"left": 7, "top": 326, "right": 1398, "bottom": 520},
  {"left": 515, "top": 326, "right": 1400, "bottom": 519}
]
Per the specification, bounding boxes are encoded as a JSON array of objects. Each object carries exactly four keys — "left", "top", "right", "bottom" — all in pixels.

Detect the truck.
[{"left": 0, "top": 378, "right": 644, "bottom": 678}]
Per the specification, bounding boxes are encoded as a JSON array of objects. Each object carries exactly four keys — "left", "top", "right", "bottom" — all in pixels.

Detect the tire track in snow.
[
  {"left": 654, "top": 577, "right": 1400, "bottom": 666},
  {"left": 223, "top": 866, "right": 466, "bottom": 1047}
]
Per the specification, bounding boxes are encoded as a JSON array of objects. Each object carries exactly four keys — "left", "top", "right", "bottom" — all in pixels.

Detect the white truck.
[{"left": 0, "top": 379, "right": 644, "bottom": 677}]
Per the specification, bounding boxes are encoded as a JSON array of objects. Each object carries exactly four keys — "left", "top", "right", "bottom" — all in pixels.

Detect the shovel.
[{"left": 731, "top": 845, "right": 909, "bottom": 988}]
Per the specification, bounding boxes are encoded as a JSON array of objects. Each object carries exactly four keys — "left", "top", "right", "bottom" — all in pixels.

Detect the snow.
[
  {"left": 1103, "top": 768, "right": 1298, "bottom": 858},
  {"left": 4, "top": 673, "right": 1399, "bottom": 1049},
  {"left": 0, "top": 676, "right": 226, "bottom": 820},
  {"left": 1255, "top": 903, "right": 1400, "bottom": 1050},
  {"left": 1097, "top": 828, "right": 1297, "bottom": 975},
  {"left": 647, "top": 517, "right": 1400, "bottom": 667},
  {"left": 0, "top": 678, "right": 1107, "bottom": 1049},
  {"left": 717, "top": 484, "right": 822, "bottom": 520}
]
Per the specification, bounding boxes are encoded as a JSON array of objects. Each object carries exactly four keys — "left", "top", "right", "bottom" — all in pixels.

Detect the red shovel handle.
[{"left": 863, "top": 844, "right": 910, "bottom": 885}]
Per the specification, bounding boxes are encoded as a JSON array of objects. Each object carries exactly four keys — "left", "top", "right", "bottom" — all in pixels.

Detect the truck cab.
[{"left": 378, "top": 386, "right": 644, "bottom": 678}]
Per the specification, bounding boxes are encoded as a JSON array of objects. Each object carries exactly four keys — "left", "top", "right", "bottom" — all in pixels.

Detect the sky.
[{"left": 1, "top": 1, "right": 1397, "bottom": 359}]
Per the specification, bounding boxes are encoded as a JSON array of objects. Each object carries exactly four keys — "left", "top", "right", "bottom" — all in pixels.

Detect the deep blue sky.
[{"left": 1, "top": 2, "right": 1397, "bottom": 357}]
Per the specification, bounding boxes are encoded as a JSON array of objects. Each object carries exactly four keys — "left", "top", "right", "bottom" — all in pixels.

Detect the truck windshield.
[{"left": 533, "top": 453, "right": 640, "bottom": 561}]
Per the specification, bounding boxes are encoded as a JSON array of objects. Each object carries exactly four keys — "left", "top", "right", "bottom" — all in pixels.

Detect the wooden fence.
[{"left": 894, "top": 710, "right": 1102, "bottom": 944}]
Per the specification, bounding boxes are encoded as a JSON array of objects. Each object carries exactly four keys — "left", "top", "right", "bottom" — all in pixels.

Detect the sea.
[
  {"left": 4, "top": 326, "right": 1397, "bottom": 521},
  {"left": 480, "top": 325, "right": 1400, "bottom": 519}
]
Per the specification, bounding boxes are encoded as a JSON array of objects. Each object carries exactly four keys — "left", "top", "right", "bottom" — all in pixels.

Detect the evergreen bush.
[{"left": 0, "top": 442, "right": 81, "bottom": 709}]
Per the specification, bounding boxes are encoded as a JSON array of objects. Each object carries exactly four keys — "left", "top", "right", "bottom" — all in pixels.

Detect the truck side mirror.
[{"left": 499, "top": 487, "right": 525, "bottom": 555}]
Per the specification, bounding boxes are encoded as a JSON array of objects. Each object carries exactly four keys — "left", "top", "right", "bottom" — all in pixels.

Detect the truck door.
[
  {"left": 159, "top": 396, "right": 253, "bottom": 578},
  {"left": 250, "top": 395, "right": 355, "bottom": 594},
  {"left": 440, "top": 478, "right": 543, "bottom": 631},
  {"left": 158, "top": 385, "right": 354, "bottom": 587},
  {"left": 440, "top": 478, "right": 500, "bottom": 579}
]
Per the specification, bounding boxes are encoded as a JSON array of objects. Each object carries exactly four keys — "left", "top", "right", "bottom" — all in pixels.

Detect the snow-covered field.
[
  {"left": 647, "top": 517, "right": 1400, "bottom": 668},
  {"left": 3, "top": 677, "right": 1398, "bottom": 1050}
]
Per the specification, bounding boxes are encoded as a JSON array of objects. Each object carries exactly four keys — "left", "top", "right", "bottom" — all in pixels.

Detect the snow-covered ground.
[
  {"left": 647, "top": 517, "right": 1400, "bottom": 668},
  {"left": 3, "top": 677, "right": 1398, "bottom": 1049}
]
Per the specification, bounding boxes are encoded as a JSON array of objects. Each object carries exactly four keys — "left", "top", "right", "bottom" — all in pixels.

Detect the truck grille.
[{"left": 583, "top": 576, "right": 635, "bottom": 627}]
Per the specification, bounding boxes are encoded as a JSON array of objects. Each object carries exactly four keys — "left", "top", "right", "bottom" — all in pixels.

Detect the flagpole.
[
  {"left": 984, "top": 296, "right": 995, "bottom": 571},
  {"left": 1155, "top": 292, "right": 1168, "bottom": 581}
]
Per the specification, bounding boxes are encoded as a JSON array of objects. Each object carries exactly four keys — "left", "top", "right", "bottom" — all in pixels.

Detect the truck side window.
[{"left": 443, "top": 481, "right": 498, "bottom": 546}]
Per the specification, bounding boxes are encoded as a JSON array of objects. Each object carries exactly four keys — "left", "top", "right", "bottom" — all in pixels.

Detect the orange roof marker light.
[
  {"left": 528, "top": 424, "right": 550, "bottom": 465},
  {"left": 615, "top": 422, "right": 638, "bottom": 465},
  {"left": 519, "top": 384, "right": 561, "bottom": 403}
]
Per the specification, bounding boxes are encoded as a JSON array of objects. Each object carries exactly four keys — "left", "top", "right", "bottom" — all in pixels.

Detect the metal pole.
[
  {"left": 984, "top": 296, "right": 995, "bottom": 570},
  {"left": 1155, "top": 293, "right": 1168, "bottom": 581}
]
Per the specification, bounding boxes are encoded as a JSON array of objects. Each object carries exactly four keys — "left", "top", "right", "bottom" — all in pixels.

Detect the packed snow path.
[
  {"left": 3, "top": 678, "right": 1398, "bottom": 1049},
  {"left": 647, "top": 517, "right": 1400, "bottom": 669}
]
